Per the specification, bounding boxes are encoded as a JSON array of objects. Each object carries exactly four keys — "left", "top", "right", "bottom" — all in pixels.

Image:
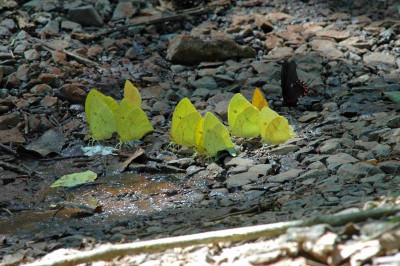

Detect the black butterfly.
[{"left": 281, "top": 59, "right": 309, "bottom": 106}]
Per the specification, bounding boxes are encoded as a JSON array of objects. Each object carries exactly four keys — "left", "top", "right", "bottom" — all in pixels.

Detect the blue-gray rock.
[
  {"left": 371, "top": 144, "right": 391, "bottom": 158},
  {"left": 39, "top": 20, "right": 59, "bottom": 36},
  {"left": 361, "top": 174, "right": 385, "bottom": 184},
  {"left": 68, "top": 5, "right": 104, "bottom": 27},
  {"left": 326, "top": 153, "right": 359, "bottom": 171},
  {"left": 297, "top": 169, "right": 328, "bottom": 182},
  {"left": 387, "top": 116, "right": 400, "bottom": 128},
  {"left": 368, "top": 128, "right": 391, "bottom": 141},
  {"left": 268, "top": 169, "right": 304, "bottom": 183},
  {"left": 378, "top": 160, "right": 400, "bottom": 174},
  {"left": 337, "top": 162, "right": 383, "bottom": 180},
  {"left": 111, "top": 1, "right": 138, "bottom": 21},
  {"left": 248, "top": 164, "right": 274, "bottom": 176},
  {"left": 322, "top": 184, "right": 342, "bottom": 194},
  {"left": 225, "top": 172, "right": 259, "bottom": 188},
  {"left": 192, "top": 76, "right": 218, "bottom": 90},
  {"left": 318, "top": 139, "right": 342, "bottom": 154},
  {"left": 269, "top": 145, "right": 300, "bottom": 155},
  {"left": 24, "top": 0, "right": 58, "bottom": 11}
]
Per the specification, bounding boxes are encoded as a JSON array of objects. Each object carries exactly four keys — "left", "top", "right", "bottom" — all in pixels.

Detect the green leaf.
[{"left": 51, "top": 170, "right": 97, "bottom": 188}]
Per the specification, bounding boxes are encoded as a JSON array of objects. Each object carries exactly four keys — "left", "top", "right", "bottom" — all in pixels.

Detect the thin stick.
[
  {"left": 29, "top": 206, "right": 400, "bottom": 266},
  {"left": 86, "top": 6, "right": 211, "bottom": 40},
  {"left": 0, "top": 143, "right": 17, "bottom": 156},
  {"left": 31, "top": 38, "right": 102, "bottom": 70}
]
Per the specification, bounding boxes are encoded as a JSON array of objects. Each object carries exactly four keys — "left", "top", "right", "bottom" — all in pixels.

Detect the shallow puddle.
[{"left": 0, "top": 172, "right": 188, "bottom": 235}]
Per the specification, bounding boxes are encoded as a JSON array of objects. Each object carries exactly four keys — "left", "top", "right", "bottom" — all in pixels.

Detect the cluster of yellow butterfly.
[
  {"left": 170, "top": 98, "right": 236, "bottom": 157},
  {"left": 228, "top": 88, "right": 296, "bottom": 145},
  {"left": 85, "top": 81, "right": 153, "bottom": 142},
  {"left": 170, "top": 88, "right": 296, "bottom": 157}
]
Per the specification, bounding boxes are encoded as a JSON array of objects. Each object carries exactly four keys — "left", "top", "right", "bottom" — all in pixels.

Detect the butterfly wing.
[
  {"left": 89, "top": 93, "right": 117, "bottom": 140},
  {"left": 116, "top": 98, "right": 153, "bottom": 142},
  {"left": 194, "top": 117, "right": 206, "bottom": 154},
  {"left": 259, "top": 107, "right": 296, "bottom": 145},
  {"left": 228, "top": 93, "right": 260, "bottom": 138},
  {"left": 203, "top": 112, "right": 234, "bottom": 157},
  {"left": 124, "top": 80, "right": 142, "bottom": 106},
  {"left": 252, "top": 88, "right": 268, "bottom": 111},
  {"left": 170, "top": 98, "right": 202, "bottom": 147},
  {"left": 233, "top": 106, "right": 260, "bottom": 138},
  {"left": 281, "top": 59, "right": 308, "bottom": 106},
  {"left": 265, "top": 117, "right": 296, "bottom": 145}
]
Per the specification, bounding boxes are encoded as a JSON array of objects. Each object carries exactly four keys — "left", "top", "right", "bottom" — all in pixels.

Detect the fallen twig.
[
  {"left": 28, "top": 206, "right": 400, "bottom": 266},
  {"left": 80, "top": 5, "right": 211, "bottom": 40},
  {"left": 0, "top": 143, "right": 17, "bottom": 156},
  {"left": 31, "top": 38, "right": 102, "bottom": 71}
]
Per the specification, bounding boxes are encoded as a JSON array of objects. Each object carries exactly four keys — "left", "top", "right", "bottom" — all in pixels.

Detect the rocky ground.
[{"left": 0, "top": 0, "right": 400, "bottom": 265}]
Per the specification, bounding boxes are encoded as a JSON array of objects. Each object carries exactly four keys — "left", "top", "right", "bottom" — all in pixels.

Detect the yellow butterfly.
[
  {"left": 259, "top": 107, "right": 296, "bottom": 145},
  {"left": 194, "top": 117, "right": 206, "bottom": 154},
  {"left": 203, "top": 112, "right": 235, "bottom": 157},
  {"left": 170, "top": 97, "right": 202, "bottom": 147},
  {"left": 252, "top": 88, "right": 268, "bottom": 111},
  {"left": 116, "top": 98, "right": 153, "bottom": 143},
  {"left": 124, "top": 80, "right": 141, "bottom": 106},
  {"left": 85, "top": 89, "right": 118, "bottom": 140},
  {"left": 228, "top": 93, "right": 260, "bottom": 138}
]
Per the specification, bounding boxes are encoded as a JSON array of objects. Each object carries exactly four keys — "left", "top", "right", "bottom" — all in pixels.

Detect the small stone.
[
  {"left": 297, "top": 169, "right": 328, "bottom": 182},
  {"left": 368, "top": 128, "right": 391, "bottom": 141},
  {"left": 61, "top": 20, "right": 82, "bottom": 31},
  {"left": 326, "top": 153, "right": 359, "bottom": 171},
  {"left": 225, "top": 157, "right": 254, "bottom": 168},
  {"left": 361, "top": 174, "right": 385, "bottom": 184},
  {"left": 319, "top": 139, "right": 342, "bottom": 154},
  {"left": 15, "top": 64, "right": 29, "bottom": 81},
  {"left": 268, "top": 169, "right": 304, "bottom": 183},
  {"left": 40, "top": 96, "right": 57, "bottom": 107},
  {"left": 387, "top": 116, "right": 400, "bottom": 128},
  {"left": 315, "top": 29, "right": 350, "bottom": 41},
  {"left": 265, "top": 12, "right": 293, "bottom": 23},
  {"left": 68, "top": 5, "right": 104, "bottom": 27},
  {"left": 265, "top": 47, "right": 294, "bottom": 60},
  {"left": 248, "top": 164, "right": 274, "bottom": 176},
  {"left": 225, "top": 172, "right": 258, "bottom": 188},
  {"left": 30, "top": 84, "right": 52, "bottom": 96},
  {"left": 307, "top": 161, "right": 326, "bottom": 170},
  {"left": 337, "top": 163, "right": 383, "bottom": 180},
  {"left": 112, "top": 1, "right": 137, "bottom": 21},
  {"left": 24, "top": 49, "right": 40, "bottom": 60},
  {"left": 192, "top": 76, "right": 218, "bottom": 90},
  {"left": 0, "top": 127, "right": 25, "bottom": 144},
  {"left": 269, "top": 145, "right": 299, "bottom": 155},
  {"left": 378, "top": 160, "right": 400, "bottom": 174},
  {"left": 363, "top": 52, "right": 396, "bottom": 67},
  {"left": 264, "top": 35, "right": 283, "bottom": 50},
  {"left": 254, "top": 14, "right": 273, "bottom": 33},
  {"left": 298, "top": 112, "right": 320, "bottom": 123},
  {"left": 38, "top": 73, "right": 57, "bottom": 84},
  {"left": 39, "top": 20, "right": 59, "bottom": 36},
  {"left": 23, "top": 0, "right": 58, "bottom": 11},
  {"left": 52, "top": 51, "right": 67, "bottom": 63},
  {"left": 0, "top": 114, "right": 19, "bottom": 130},
  {"left": 309, "top": 40, "right": 344, "bottom": 58},
  {"left": 371, "top": 144, "right": 391, "bottom": 158},
  {"left": 58, "top": 83, "right": 86, "bottom": 104},
  {"left": 322, "top": 184, "right": 342, "bottom": 193}
]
